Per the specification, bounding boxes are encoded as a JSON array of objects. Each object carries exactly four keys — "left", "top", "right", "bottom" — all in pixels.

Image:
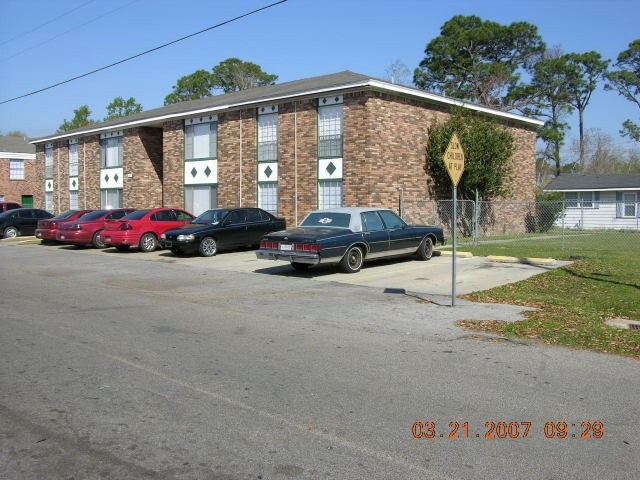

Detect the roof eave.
[{"left": 31, "top": 78, "right": 542, "bottom": 144}]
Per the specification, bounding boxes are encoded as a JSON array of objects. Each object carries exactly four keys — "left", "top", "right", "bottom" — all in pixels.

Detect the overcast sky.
[{"left": 0, "top": 0, "right": 638, "bottom": 155}]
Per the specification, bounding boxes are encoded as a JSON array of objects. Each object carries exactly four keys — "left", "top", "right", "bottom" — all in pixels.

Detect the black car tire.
[
  {"left": 339, "top": 245, "right": 364, "bottom": 273},
  {"left": 92, "top": 230, "right": 105, "bottom": 249},
  {"left": 139, "top": 233, "right": 157, "bottom": 252},
  {"left": 417, "top": 236, "right": 434, "bottom": 261},
  {"left": 291, "top": 262, "right": 310, "bottom": 271},
  {"left": 199, "top": 237, "right": 217, "bottom": 257},
  {"left": 115, "top": 245, "right": 130, "bottom": 251},
  {"left": 3, "top": 226, "right": 19, "bottom": 238}
]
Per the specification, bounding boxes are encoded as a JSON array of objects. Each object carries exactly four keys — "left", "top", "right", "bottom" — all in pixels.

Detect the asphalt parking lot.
[{"left": 16, "top": 236, "right": 566, "bottom": 303}]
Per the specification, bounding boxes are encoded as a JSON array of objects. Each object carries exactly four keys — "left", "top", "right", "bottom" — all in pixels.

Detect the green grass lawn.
[{"left": 455, "top": 231, "right": 640, "bottom": 359}]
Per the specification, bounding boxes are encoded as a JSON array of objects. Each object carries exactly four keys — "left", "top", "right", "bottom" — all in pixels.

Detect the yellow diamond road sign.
[{"left": 444, "top": 133, "right": 465, "bottom": 186}]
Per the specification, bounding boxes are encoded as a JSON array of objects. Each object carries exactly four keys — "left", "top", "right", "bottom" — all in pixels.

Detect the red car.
[
  {"left": 56, "top": 208, "right": 137, "bottom": 248},
  {"left": 35, "top": 209, "right": 93, "bottom": 242},
  {"left": 101, "top": 207, "right": 195, "bottom": 252}
]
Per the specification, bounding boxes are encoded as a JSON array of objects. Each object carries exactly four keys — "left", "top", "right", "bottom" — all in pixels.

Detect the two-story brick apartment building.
[
  {"left": 30, "top": 71, "right": 542, "bottom": 226},
  {"left": 0, "top": 135, "right": 38, "bottom": 208}
]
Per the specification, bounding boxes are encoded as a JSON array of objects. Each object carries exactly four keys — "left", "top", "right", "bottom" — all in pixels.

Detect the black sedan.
[
  {"left": 161, "top": 208, "right": 286, "bottom": 257},
  {"left": 0, "top": 208, "right": 54, "bottom": 239},
  {"left": 256, "top": 207, "right": 446, "bottom": 273}
]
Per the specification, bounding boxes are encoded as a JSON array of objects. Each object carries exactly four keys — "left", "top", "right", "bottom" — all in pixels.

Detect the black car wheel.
[
  {"left": 417, "top": 236, "right": 434, "bottom": 261},
  {"left": 115, "top": 245, "right": 130, "bottom": 251},
  {"left": 199, "top": 237, "right": 217, "bottom": 257},
  {"left": 139, "top": 233, "right": 157, "bottom": 252},
  {"left": 291, "top": 262, "right": 310, "bottom": 271},
  {"left": 92, "top": 230, "right": 105, "bottom": 249},
  {"left": 3, "top": 226, "right": 19, "bottom": 238},
  {"left": 339, "top": 245, "right": 364, "bottom": 273}
]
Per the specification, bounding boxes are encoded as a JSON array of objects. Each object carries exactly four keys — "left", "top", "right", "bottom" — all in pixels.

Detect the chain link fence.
[{"left": 400, "top": 199, "right": 640, "bottom": 252}]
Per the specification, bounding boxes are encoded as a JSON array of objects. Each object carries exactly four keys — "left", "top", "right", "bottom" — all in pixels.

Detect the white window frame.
[
  {"left": 69, "top": 190, "right": 79, "bottom": 210},
  {"left": 185, "top": 122, "right": 217, "bottom": 160},
  {"left": 622, "top": 193, "right": 637, "bottom": 218},
  {"left": 69, "top": 142, "right": 79, "bottom": 177},
  {"left": 318, "top": 104, "right": 343, "bottom": 158},
  {"left": 565, "top": 192, "right": 594, "bottom": 209},
  {"left": 101, "top": 188, "right": 122, "bottom": 209},
  {"left": 45, "top": 192, "right": 53, "bottom": 212},
  {"left": 100, "top": 136, "right": 123, "bottom": 168},
  {"left": 10, "top": 159, "right": 24, "bottom": 180},
  {"left": 184, "top": 184, "right": 217, "bottom": 217},
  {"left": 257, "top": 113, "right": 278, "bottom": 162},
  {"left": 258, "top": 183, "right": 278, "bottom": 214},
  {"left": 45, "top": 145, "right": 54, "bottom": 179},
  {"left": 318, "top": 180, "right": 343, "bottom": 209}
]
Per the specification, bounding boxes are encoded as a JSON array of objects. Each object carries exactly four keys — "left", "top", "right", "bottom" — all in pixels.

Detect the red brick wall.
[
  {"left": 0, "top": 156, "right": 38, "bottom": 204},
  {"left": 162, "top": 120, "right": 184, "bottom": 208},
  {"left": 125, "top": 127, "right": 163, "bottom": 208}
]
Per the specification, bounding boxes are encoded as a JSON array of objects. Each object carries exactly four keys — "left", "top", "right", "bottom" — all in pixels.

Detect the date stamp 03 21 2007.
[{"left": 411, "top": 421, "right": 605, "bottom": 440}]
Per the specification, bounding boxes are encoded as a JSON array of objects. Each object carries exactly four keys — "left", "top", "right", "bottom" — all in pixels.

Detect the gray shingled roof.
[
  {"left": 0, "top": 135, "right": 36, "bottom": 154},
  {"left": 545, "top": 173, "right": 640, "bottom": 191},
  {"left": 31, "top": 70, "right": 542, "bottom": 143}
]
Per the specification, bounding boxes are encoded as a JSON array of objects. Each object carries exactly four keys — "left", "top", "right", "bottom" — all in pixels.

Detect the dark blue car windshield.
[{"left": 300, "top": 212, "right": 351, "bottom": 228}]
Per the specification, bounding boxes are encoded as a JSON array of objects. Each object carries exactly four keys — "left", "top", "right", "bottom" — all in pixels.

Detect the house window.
[
  {"left": 258, "top": 112, "right": 278, "bottom": 161},
  {"left": 100, "top": 136, "right": 122, "bottom": 168},
  {"left": 10, "top": 159, "right": 24, "bottom": 180},
  {"left": 318, "top": 104, "right": 343, "bottom": 158},
  {"left": 318, "top": 180, "right": 343, "bottom": 209},
  {"left": 69, "top": 191, "right": 78, "bottom": 209},
  {"left": 185, "top": 122, "right": 217, "bottom": 160},
  {"left": 45, "top": 192, "right": 53, "bottom": 212},
  {"left": 565, "top": 192, "right": 594, "bottom": 208},
  {"left": 45, "top": 144, "right": 53, "bottom": 179},
  {"left": 69, "top": 142, "right": 78, "bottom": 176},
  {"left": 258, "top": 183, "right": 278, "bottom": 214},
  {"left": 101, "top": 188, "right": 122, "bottom": 209},
  {"left": 185, "top": 185, "right": 216, "bottom": 217},
  {"left": 623, "top": 193, "right": 637, "bottom": 217}
]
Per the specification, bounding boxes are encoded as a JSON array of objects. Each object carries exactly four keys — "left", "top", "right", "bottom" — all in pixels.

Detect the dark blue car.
[{"left": 256, "top": 207, "right": 446, "bottom": 273}]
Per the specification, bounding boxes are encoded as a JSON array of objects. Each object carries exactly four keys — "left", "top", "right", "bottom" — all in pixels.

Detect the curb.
[
  {"left": 487, "top": 255, "right": 556, "bottom": 266},
  {"left": 438, "top": 250, "right": 473, "bottom": 258}
]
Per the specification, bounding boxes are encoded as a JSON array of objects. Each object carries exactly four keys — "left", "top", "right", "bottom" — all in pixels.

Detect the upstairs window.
[
  {"left": 69, "top": 141, "right": 78, "bottom": 176},
  {"left": 318, "top": 103, "right": 343, "bottom": 158},
  {"left": 45, "top": 144, "right": 53, "bottom": 179},
  {"left": 10, "top": 159, "right": 24, "bottom": 180},
  {"left": 185, "top": 122, "right": 217, "bottom": 160},
  {"left": 100, "top": 135, "right": 123, "bottom": 168},
  {"left": 257, "top": 112, "right": 278, "bottom": 161}
]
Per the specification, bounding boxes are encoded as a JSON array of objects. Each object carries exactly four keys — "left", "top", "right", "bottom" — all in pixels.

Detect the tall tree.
[
  {"left": 105, "top": 96, "right": 143, "bottom": 120},
  {"left": 564, "top": 52, "right": 609, "bottom": 166},
  {"left": 425, "top": 108, "right": 514, "bottom": 201},
  {"left": 57, "top": 105, "right": 93, "bottom": 132},
  {"left": 164, "top": 69, "right": 215, "bottom": 105},
  {"left": 509, "top": 50, "right": 574, "bottom": 176},
  {"left": 606, "top": 39, "right": 640, "bottom": 141},
  {"left": 210, "top": 57, "right": 278, "bottom": 93},
  {"left": 385, "top": 60, "right": 412, "bottom": 86},
  {"left": 414, "top": 15, "right": 545, "bottom": 109}
]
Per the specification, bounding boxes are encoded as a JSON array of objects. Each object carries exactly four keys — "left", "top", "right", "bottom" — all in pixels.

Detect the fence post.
[
  {"left": 473, "top": 191, "right": 479, "bottom": 246},
  {"left": 561, "top": 201, "right": 565, "bottom": 249}
]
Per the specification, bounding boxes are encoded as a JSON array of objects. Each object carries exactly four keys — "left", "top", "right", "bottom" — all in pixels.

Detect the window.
[
  {"left": 69, "top": 143, "right": 78, "bottom": 176},
  {"left": 185, "top": 122, "right": 217, "bottom": 160},
  {"left": 565, "top": 192, "right": 594, "bottom": 208},
  {"left": 258, "top": 113, "right": 278, "bottom": 161},
  {"left": 300, "top": 212, "right": 351, "bottom": 228},
  {"left": 10, "top": 159, "right": 24, "bottom": 180},
  {"left": 185, "top": 185, "right": 216, "bottom": 217},
  {"left": 623, "top": 193, "right": 637, "bottom": 217},
  {"left": 101, "top": 188, "right": 122, "bottom": 209},
  {"left": 100, "top": 136, "right": 122, "bottom": 168},
  {"left": 318, "top": 104, "right": 343, "bottom": 158},
  {"left": 318, "top": 180, "right": 343, "bottom": 209},
  {"left": 151, "top": 210, "right": 177, "bottom": 221},
  {"left": 69, "top": 191, "right": 78, "bottom": 209},
  {"left": 45, "top": 145, "right": 53, "bottom": 178},
  {"left": 378, "top": 210, "right": 406, "bottom": 229},
  {"left": 362, "top": 212, "right": 385, "bottom": 231},
  {"left": 258, "top": 183, "right": 278, "bottom": 214},
  {"left": 45, "top": 192, "right": 53, "bottom": 212}
]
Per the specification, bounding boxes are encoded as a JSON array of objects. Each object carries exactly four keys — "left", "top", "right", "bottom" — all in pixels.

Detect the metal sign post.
[{"left": 443, "top": 133, "right": 465, "bottom": 307}]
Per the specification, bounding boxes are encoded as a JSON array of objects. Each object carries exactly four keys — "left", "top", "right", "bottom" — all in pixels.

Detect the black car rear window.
[
  {"left": 194, "top": 209, "right": 229, "bottom": 224},
  {"left": 300, "top": 212, "right": 351, "bottom": 228},
  {"left": 123, "top": 210, "right": 150, "bottom": 220},
  {"left": 79, "top": 210, "right": 109, "bottom": 221}
]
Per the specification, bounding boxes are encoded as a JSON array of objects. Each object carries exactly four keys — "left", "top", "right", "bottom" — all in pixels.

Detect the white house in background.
[{"left": 545, "top": 173, "right": 640, "bottom": 231}]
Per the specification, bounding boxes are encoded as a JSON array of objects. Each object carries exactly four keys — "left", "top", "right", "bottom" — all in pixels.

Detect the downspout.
[
  {"left": 82, "top": 138, "right": 86, "bottom": 209},
  {"left": 56, "top": 143, "right": 60, "bottom": 213},
  {"left": 239, "top": 110, "right": 243, "bottom": 207}
]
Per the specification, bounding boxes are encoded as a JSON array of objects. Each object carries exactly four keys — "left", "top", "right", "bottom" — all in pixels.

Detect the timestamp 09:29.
[{"left": 411, "top": 421, "right": 604, "bottom": 440}]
